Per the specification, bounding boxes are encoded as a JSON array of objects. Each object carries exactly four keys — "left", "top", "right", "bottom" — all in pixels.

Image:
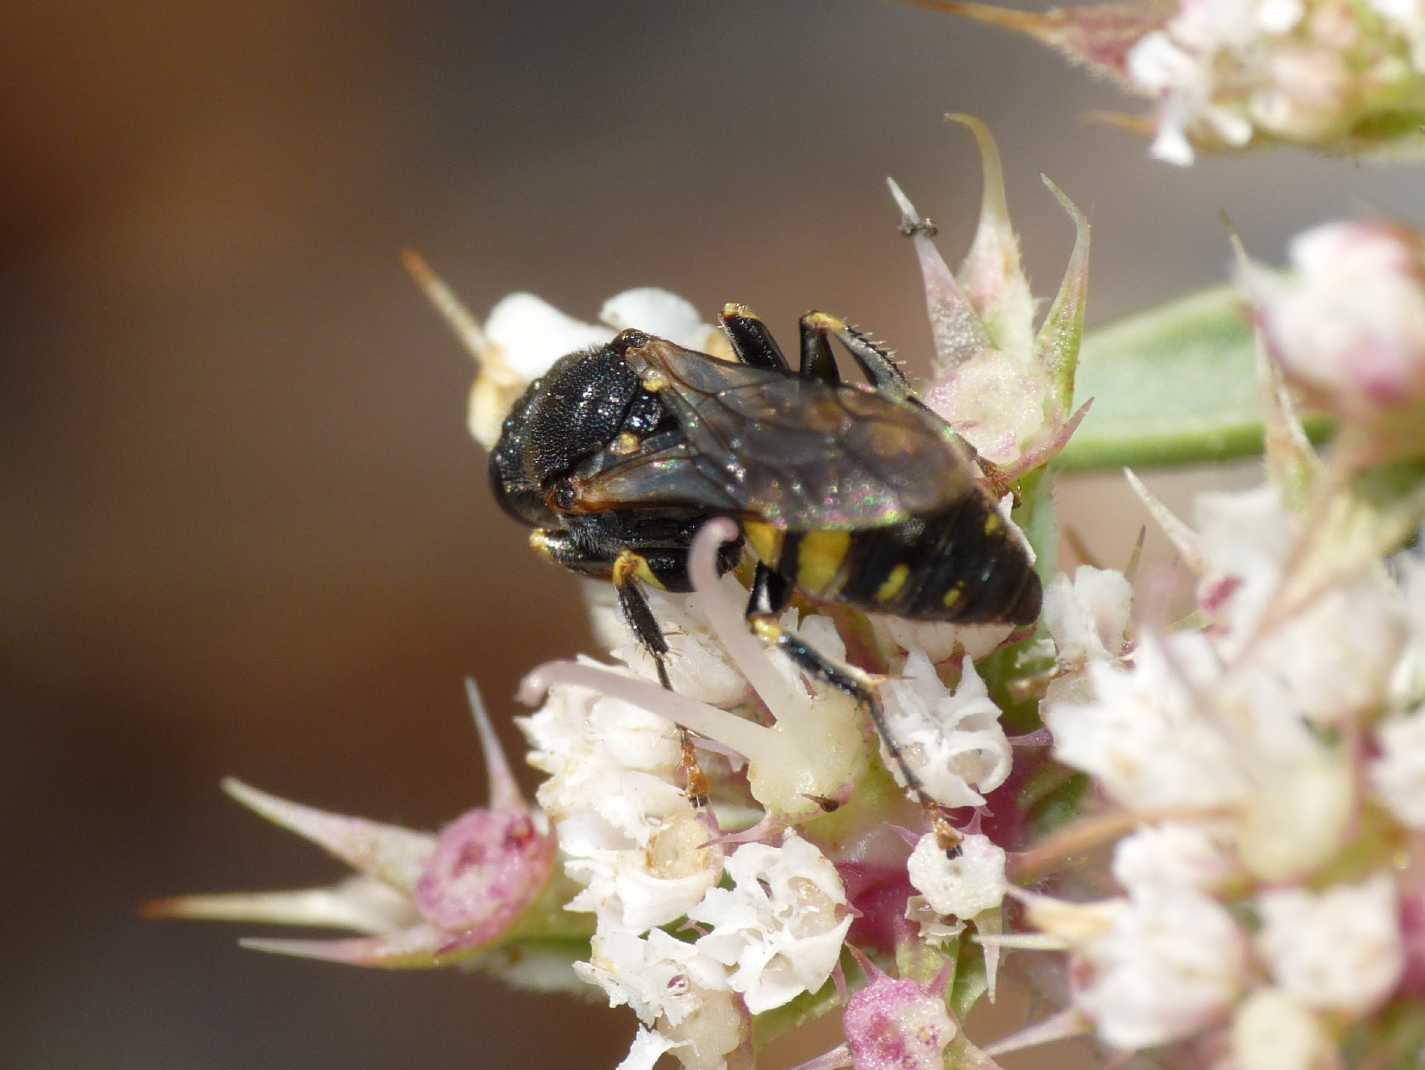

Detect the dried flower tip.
[
  {"left": 981, "top": 1007, "right": 1093, "bottom": 1057},
  {"left": 892, "top": 120, "right": 1090, "bottom": 471},
  {"left": 221, "top": 778, "right": 435, "bottom": 893}
]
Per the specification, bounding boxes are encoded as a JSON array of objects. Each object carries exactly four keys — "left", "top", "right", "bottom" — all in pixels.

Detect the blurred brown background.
[{"left": 3, "top": 2, "right": 1418, "bottom": 1067}]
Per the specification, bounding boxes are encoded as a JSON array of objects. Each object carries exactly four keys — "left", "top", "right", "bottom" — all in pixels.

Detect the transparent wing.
[
  {"left": 624, "top": 337, "right": 976, "bottom": 529},
  {"left": 571, "top": 442, "right": 742, "bottom": 513}
]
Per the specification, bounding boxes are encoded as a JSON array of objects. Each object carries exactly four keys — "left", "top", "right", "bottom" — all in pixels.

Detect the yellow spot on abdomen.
[
  {"left": 743, "top": 520, "right": 784, "bottom": 567},
  {"left": 796, "top": 531, "right": 852, "bottom": 595},
  {"left": 943, "top": 582, "right": 965, "bottom": 609},
  {"left": 875, "top": 564, "right": 910, "bottom": 603},
  {"left": 983, "top": 511, "right": 1002, "bottom": 535}
]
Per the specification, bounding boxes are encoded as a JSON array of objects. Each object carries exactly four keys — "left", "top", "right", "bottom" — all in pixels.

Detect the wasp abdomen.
[{"left": 747, "top": 497, "right": 1041, "bottom": 627}]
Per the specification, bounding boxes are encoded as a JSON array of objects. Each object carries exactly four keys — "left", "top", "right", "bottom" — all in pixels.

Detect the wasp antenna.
[{"left": 401, "top": 249, "right": 491, "bottom": 365}]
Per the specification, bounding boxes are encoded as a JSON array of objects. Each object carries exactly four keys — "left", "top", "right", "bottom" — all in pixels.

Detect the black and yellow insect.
[{"left": 489, "top": 304, "right": 1040, "bottom": 801}]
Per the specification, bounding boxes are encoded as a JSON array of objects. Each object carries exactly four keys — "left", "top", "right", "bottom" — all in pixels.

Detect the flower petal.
[{"left": 222, "top": 778, "right": 435, "bottom": 894}]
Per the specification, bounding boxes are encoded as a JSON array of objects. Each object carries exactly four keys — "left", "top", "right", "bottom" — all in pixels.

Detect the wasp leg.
[
  {"left": 797, "top": 313, "right": 840, "bottom": 385},
  {"left": 745, "top": 561, "right": 793, "bottom": 618},
  {"left": 528, "top": 531, "right": 680, "bottom": 685},
  {"left": 747, "top": 612, "right": 940, "bottom": 814},
  {"left": 719, "top": 303, "right": 790, "bottom": 372},
  {"left": 610, "top": 549, "right": 675, "bottom": 689},
  {"left": 800, "top": 311, "right": 911, "bottom": 399},
  {"left": 609, "top": 549, "right": 713, "bottom": 806}
]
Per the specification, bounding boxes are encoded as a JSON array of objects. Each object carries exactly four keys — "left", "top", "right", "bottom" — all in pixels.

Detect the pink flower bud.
[
  {"left": 414, "top": 808, "right": 557, "bottom": 950},
  {"left": 842, "top": 956, "right": 956, "bottom": 1070},
  {"left": 1242, "top": 221, "right": 1425, "bottom": 431}
]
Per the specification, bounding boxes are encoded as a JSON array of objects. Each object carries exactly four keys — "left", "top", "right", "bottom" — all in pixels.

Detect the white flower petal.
[
  {"left": 1074, "top": 889, "right": 1247, "bottom": 1050},
  {"left": 1371, "top": 710, "right": 1425, "bottom": 828},
  {"left": 1043, "top": 565, "right": 1134, "bottom": 669},
  {"left": 600, "top": 289, "right": 710, "bottom": 350},
  {"left": 906, "top": 833, "right": 1008, "bottom": 919},
  {"left": 880, "top": 653, "right": 1011, "bottom": 808},
  {"left": 1110, "top": 823, "right": 1238, "bottom": 895},
  {"left": 484, "top": 293, "right": 612, "bottom": 379},
  {"left": 688, "top": 831, "right": 851, "bottom": 1013},
  {"left": 614, "top": 1027, "right": 684, "bottom": 1070},
  {"left": 1257, "top": 873, "right": 1405, "bottom": 1014}
]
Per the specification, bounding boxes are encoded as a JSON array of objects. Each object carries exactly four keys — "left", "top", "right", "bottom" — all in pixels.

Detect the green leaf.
[
  {"left": 948, "top": 933, "right": 989, "bottom": 1019},
  {"left": 1059, "top": 286, "right": 1330, "bottom": 471},
  {"left": 1022, "top": 767, "right": 1092, "bottom": 840}
]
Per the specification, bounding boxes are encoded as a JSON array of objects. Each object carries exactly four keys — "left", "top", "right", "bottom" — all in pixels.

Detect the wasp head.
[{"left": 489, "top": 339, "right": 648, "bottom": 527}]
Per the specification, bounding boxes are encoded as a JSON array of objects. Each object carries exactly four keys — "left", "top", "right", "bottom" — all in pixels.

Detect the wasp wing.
[
  {"left": 571, "top": 441, "right": 743, "bottom": 513},
  {"left": 624, "top": 337, "right": 978, "bottom": 530}
]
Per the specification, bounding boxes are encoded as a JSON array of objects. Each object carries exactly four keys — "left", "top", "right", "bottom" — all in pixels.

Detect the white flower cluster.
[
  {"left": 1125, "top": 0, "right": 1425, "bottom": 163},
  {"left": 518, "top": 547, "right": 1024, "bottom": 1067},
  {"left": 1026, "top": 475, "right": 1424, "bottom": 1060},
  {"left": 519, "top": 611, "right": 851, "bottom": 1067}
]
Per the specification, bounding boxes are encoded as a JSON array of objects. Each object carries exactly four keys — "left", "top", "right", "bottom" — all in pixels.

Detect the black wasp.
[{"left": 489, "top": 305, "right": 1041, "bottom": 800}]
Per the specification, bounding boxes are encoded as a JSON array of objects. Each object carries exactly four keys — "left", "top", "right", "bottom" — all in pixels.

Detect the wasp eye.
[{"left": 551, "top": 481, "right": 578, "bottom": 512}]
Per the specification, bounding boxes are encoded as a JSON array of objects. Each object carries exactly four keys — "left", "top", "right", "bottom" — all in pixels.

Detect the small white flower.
[
  {"left": 564, "top": 811, "right": 724, "bottom": 931},
  {"left": 657, "top": 987, "right": 747, "bottom": 1070},
  {"left": 422, "top": 280, "right": 717, "bottom": 450},
  {"left": 870, "top": 615, "right": 1014, "bottom": 666},
  {"left": 1045, "top": 632, "right": 1249, "bottom": 813},
  {"left": 575, "top": 926, "right": 728, "bottom": 1028},
  {"left": 1397, "top": 550, "right": 1425, "bottom": 704},
  {"left": 1230, "top": 988, "right": 1331, "bottom": 1070},
  {"left": 1043, "top": 565, "right": 1134, "bottom": 670},
  {"left": 905, "top": 895, "right": 967, "bottom": 945},
  {"left": 1193, "top": 484, "right": 1296, "bottom": 640},
  {"left": 519, "top": 675, "right": 687, "bottom": 850},
  {"left": 1111, "top": 823, "right": 1239, "bottom": 895},
  {"left": 483, "top": 293, "right": 612, "bottom": 381},
  {"left": 1122, "top": 0, "right": 1380, "bottom": 164},
  {"left": 879, "top": 653, "right": 1012, "bottom": 809},
  {"left": 1370, "top": 0, "right": 1425, "bottom": 73},
  {"left": 614, "top": 1026, "right": 684, "bottom": 1070},
  {"left": 906, "top": 832, "right": 1008, "bottom": 919},
  {"left": 1073, "top": 888, "right": 1248, "bottom": 1050},
  {"left": 1371, "top": 710, "right": 1425, "bottom": 828},
  {"left": 689, "top": 831, "right": 852, "bottom": 1014},
  {"left": 1257, "top": 873, "right": 1405, "bottom": 1014},
  {"left": 1254, "top": 578, "right": 1406, "bottom": 728}
]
